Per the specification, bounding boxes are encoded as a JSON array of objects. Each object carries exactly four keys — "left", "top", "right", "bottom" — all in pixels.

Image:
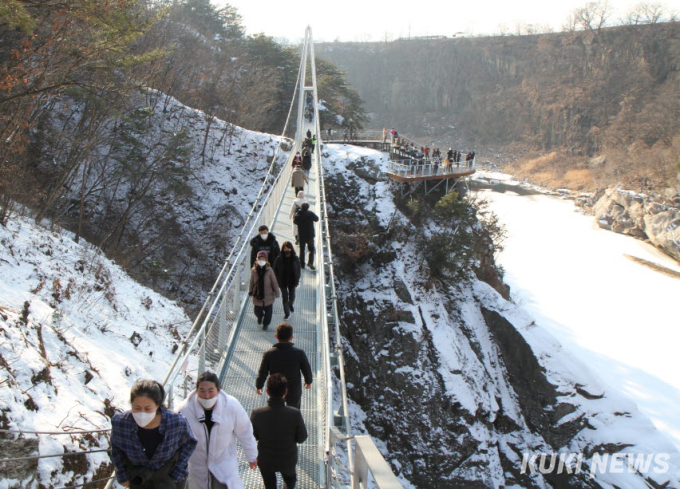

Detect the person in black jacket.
[
  {"left": 301, "top": 148, "right": 312, "bottom": 173},
  {"left": 293, "top": 202, "right": 319, "bottom": 271},
  {"left": 255, "top": 323, "right": 312, "bottom": 410},
  {"left": 273, "top": 241, "right": 301, "bottom": 320},
  {"left": 251, "top": 374, "right": 307, "bottom": 489},
  {"left": 250, "top": 225, "right": 280, "bottom": 267}
]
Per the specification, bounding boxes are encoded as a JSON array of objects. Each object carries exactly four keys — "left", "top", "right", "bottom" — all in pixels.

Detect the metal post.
[
  {"left": 198, "top": 323, "right": 206, "bottom": 376},
  {"left": 353, "top": 443, "right": 369, "bottom": 489},
  {"left": 217, "top": 285, "right": 228, "bottom": 356}
]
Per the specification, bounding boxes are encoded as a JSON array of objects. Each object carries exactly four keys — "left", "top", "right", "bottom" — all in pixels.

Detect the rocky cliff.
[
  {"left": 316, "top": 24, "right": 678, "bottom": 151},
  {"left": 322, "top": 143, "right": 679, "bottom": 488}
]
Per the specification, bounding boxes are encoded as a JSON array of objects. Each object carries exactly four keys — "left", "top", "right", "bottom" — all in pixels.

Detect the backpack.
[{"left": 293, "top": 205, "right": 304, "bottom": 225}]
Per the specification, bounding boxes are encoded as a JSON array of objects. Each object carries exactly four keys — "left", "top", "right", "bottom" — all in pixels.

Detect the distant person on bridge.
[
  {"left": 251, "top": 373, "right": 307, "bottom": 489},
  {"left": 249, "top": 250, "right": 280, "bottom": 331},
  {"left": 310, "top": 135, "right": 316, "bottom": 153},
  {"left": 250, "top": 225, "right": 280, "bottom": 267},
  {"left": 343, "top": 128, "right": 349, "bottom": 141},
  {"left": 327, "top": 127, "right": 332, "bottom": 138},
  {"left": 293, "top": 151, "right": 301, "bottom": 167},
  {"left": 289, "top": 190, "right": 306, "bottom": 245},
  {"left": 306, "top": 129, "right": 311, "bottom": 138},
  {"left": 177, "top": 372, "right": 257, "bottom": 489},
  {"left": 291, "top": 164, "right": 308, "bottom": 196},
  {"left": 301, "top": 148, "right": 312, "bottom": 173},
  {"left": 256, "top": 323, "right": 313, "bottom": 410},
  {"left": 273, "top": 242, "right": 301, "bottom": 320},
  {"left": 293, "top": 202, "right": 319, "bottom": 271},
  {"left": 111, "top": 380, "right": 197, "bottom": 489}
]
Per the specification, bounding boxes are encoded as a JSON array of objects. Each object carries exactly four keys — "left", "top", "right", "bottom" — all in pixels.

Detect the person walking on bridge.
[
  {"left": 301, "top": 148, "right": 312, "bottom": 173},
  {"left": 177, "top": 372, "right": 257, "bottom": 489},
  {"left": 249, "top": 251, "right": 280, "bottom": 331},
  {"left": 289, "top": 190, "right": 306, "bottom": 245},
  {"left": 250, "top": 225, "right": 280, "bottom": 267},
  {"left": 251, "top": 374, "right": 307, "bottom": 489},
  {"left": 256, "top": 323, "right": 312, "bottom": 410},
  {"left": 291, "top": 164, "right": 308, "bottom": 197},
  {"left": 273, "top": 242, "right": 301, "bottom": 320},
  {"left": 110, "top": 380, "right": 197, "bottom": 488},
  {"left": 292, "top": 151, "right": 301, "bottom": 167},
  {"left": 293, "top": 202, "right": 319, "bottom": 271}
]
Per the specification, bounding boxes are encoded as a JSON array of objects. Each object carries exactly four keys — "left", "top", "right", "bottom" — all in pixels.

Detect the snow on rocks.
[{"left": 0, "top": 214, "right": 192, "bottom": 488}]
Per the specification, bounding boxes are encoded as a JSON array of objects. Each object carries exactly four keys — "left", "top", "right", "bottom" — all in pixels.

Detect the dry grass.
[{"left": 512, "top": 152, "right": 596, "bottom": 191}]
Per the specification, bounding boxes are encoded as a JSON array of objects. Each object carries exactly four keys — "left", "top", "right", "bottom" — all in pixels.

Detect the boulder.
[
  {"left": 643, "top": 210, "right": 680, "bottom": 261},
  {"left": 593, "top": 186, "right": 680, "bottom": 261}
]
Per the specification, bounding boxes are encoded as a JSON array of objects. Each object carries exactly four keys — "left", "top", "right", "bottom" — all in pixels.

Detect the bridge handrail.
[
  {"left": 387, "top": 158, "right": 476, "bottom": 177},
  {"left": 310, "top": 57, "right": 354, "bottom": 489}
]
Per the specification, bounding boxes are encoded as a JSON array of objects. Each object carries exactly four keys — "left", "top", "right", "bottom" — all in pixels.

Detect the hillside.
[
  {"left": 0, "top": 213, "right": 192, "bottom": 488},
  {"left": 32, "top": 89, "right": 286, "bottom": 310},
  {"left": 316, "top": 23, "right": 680, "bottom": 191}
]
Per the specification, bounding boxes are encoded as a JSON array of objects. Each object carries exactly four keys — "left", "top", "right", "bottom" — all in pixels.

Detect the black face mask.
[{"left": 284, "top": 251, "right": 292, "bottom": 256}]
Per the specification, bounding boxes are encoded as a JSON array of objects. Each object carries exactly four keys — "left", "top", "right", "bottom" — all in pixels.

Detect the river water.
[{"left": 474, "top": 171, "right": 680, "bottom": 449}]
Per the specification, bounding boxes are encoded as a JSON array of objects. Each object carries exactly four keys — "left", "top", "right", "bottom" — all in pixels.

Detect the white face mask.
[
  {"left": 260, "top": 233, "right": 268, "bottom": 241},
  {"left": 198, "top": 396, "right": 218, "bottom": 409},
  {"left": 132, "top": 411, "right": 157, "bottom": 428},
  {"left": 257, "top": 260, "right": 266, "bottom": 267}
]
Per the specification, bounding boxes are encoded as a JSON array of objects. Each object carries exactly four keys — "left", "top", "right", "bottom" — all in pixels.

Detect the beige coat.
[
  {"left": 249, "top": 266, "right": 280, "bottom": 307},
  {"left": 291, "top": 167, "right": 308, "bottom": 188}
]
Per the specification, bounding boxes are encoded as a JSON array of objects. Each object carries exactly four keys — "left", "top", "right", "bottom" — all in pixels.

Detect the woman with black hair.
[
  {"left": 178, "top": 372, "right": 258, "bottom": 489},
  {"left": 273, "top": 241, "right": 301, "bottom": 320},
  {"left": 111, "top": 380, "right": 197, "bottom": 488}
]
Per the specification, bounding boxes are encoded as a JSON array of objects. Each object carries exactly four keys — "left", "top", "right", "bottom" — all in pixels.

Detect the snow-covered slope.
[
  {"left": 0, "top": 214, "right": 192, "bottom": 488},
  {"left": 44, "top": 89, "right": 288, "bottom": 306},
  {"left": 322, "top": 143, "right": 680, "bottom": 488}
]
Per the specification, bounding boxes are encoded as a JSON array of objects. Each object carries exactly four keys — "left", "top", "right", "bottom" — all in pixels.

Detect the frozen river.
[{"left": 476, "top": 172, "right": 680, "bottom": 449}]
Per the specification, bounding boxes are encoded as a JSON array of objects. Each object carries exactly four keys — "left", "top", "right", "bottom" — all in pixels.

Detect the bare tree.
[
  {"left": 573, "top": 0, "right": 613, "bottom": 31},
  {"left": 622, "top": 2, "right": 670, "bottom": 24}
]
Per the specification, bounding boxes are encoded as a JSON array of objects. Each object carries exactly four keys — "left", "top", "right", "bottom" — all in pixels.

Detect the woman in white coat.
[{"left": 177, "top": 372, "right": 258, "bottom": 489}]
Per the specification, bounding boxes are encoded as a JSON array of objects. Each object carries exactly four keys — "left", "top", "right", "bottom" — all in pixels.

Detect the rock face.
[
  {"left": 593, "top": 187, "right": 680, "bottom": 261},
  {"left": 323, "top": 146, "right": 678, "bottom": 489}
]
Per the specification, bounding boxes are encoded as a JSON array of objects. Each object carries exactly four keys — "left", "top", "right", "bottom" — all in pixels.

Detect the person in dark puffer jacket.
[
  {"left": 272, "top": 241, "right": 301, "bottom": 320},
  {"left": 250, "top": 374, "right": 307, "bottom": 489},
  {"left": 255, "top": 323, "right": 312, "bottom": 410}
]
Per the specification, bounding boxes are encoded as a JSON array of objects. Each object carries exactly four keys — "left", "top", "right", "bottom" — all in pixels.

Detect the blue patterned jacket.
[{"left": 110, "top": 409, "right": 197, "bottom": 483}]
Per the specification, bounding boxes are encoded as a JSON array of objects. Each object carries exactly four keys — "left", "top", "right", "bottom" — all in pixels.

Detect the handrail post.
[{"left": 353, "top": 442, "right": 369, "bottom": 489}]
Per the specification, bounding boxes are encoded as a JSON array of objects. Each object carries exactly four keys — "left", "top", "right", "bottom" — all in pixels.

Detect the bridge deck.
[{"left": 222, "top": 120, "right": 323, "bottom": 488}]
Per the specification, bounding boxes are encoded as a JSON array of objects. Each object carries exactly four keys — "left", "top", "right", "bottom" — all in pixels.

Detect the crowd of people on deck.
[{"left": 387, "top": 128, "right": 476, "bottom": 174}]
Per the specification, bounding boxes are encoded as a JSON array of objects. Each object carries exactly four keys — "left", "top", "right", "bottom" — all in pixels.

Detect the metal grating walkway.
[{"left": 220, "top": 121, "right": 323, "bottom": 488}]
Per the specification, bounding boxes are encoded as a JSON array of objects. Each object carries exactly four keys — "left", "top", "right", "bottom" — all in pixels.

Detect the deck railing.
[{"left": 386, "top": 158, "right": 476, "bottom": 178}]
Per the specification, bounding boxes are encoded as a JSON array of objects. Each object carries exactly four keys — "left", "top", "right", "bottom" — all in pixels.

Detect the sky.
[{"left": 217, "top": 0, "right": 679, "bottom": 42}]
